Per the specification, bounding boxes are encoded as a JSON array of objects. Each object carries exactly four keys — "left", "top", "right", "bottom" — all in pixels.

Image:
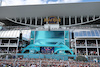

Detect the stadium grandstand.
[{"left": 0, "top": 2, "right": 100, "bottom": 67}]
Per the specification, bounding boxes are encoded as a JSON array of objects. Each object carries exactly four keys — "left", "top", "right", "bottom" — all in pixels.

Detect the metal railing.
[
  {"left": 87, "top": 44, "right": 96, "bottom": 46},
  {"left": 77, "top": 53, "right": 86, "bottom": 55},
  {"left": 0, "top": 43, "right": 17, "bottom": 45},
  {"left": 76, "top": 44, "right": 85, "bottom": 46}
]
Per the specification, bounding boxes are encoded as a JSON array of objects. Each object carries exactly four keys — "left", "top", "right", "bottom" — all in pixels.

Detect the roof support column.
[
  {"left": 30, "top": 17, "right": 32, "bottom": 25},
  {"left": 35, "top": 17, "right": 37, "bottom": 25},
  {"left": 87, "top": 16, "right": 89, "bottom": 22},
  {"left": 20, "top": 17, "right": 22, "bottom": 23},
  {"left": 63, "top": 16, "right": 65, "bottom": 25},
  {"left": 75, "top": 16, "right": 77, "bottom": 24},
  {"left": 25, "top": 17, "right": 27, "bottom": 24},
  {"left": 81, "top": 16, "right": 83, "bottom": 23},
  {"left": 93, "top": 15, "right": 95, "bottom": 20},
  {"left": 69, "top": 16, "right": 71, "bottom": 25},
  {"left": 41, "top": 17, "right": 42, "bottom": 26}
]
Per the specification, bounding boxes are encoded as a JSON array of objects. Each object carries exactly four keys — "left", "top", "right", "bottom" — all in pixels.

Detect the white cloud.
[
  {"left": 24, "top": 0, "right": 47, "bottom": 5},
  {"left": 1, "top": 0, "right": 82, "bottom": 6},
  {"left": 2, "top": 0, "right": 47, "bottom": 6},
  {"left": 2, "top": 1, "right": 6, "bottom": 6},
  {"left": 48, "top": 0, "right": 82, "bottom": 4},
  {"left": 63, "top": 0, "right": 82, "bottom": 3},
  {"left": 2, "top": 0, "right": 24, "bottom": 6},
  {"left": 48, "top": 0, "right": 61, "bottom": 4}
]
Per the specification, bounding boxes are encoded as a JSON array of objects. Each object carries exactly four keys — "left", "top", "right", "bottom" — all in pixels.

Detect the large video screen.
[
  {"left": 35, "top": 31, "right": 64, "bottom": 45},
  {"left": 35, "top": 31, "right": 64, "bottom": 39}
]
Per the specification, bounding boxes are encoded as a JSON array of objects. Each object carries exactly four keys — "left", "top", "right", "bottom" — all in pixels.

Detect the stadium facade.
[{"left": 0, "top": 2, "right": 100, "bottom": 61}]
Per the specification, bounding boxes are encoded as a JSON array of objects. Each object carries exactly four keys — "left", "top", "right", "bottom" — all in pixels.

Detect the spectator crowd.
[
  {"left": 0, "top": 58, "right": 99, "bottom": 67},
  {"left": 77, "top": 49, "right": 98, "bottom": 56},
  {"left": 76, "top": 40, "right": 97, "bottom": 46},
  {"left": 77, "top": 49, "right": 86, "bottom": 55},
  {"left": 87, "top": 40, "right": 96, "bottom": 46},
  {"left": 76, "top": 40, "right": 85, "bottom": 46}
]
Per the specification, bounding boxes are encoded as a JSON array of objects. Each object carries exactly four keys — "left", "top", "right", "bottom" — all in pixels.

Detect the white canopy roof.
[
  {"left": 0, "top": 22, "right": 5, "bottom": 26},
  {"left": 0, "top": 30, "right": 31, "bottom": 40}
]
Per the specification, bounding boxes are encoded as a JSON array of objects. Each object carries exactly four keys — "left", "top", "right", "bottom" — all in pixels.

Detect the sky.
[{"left": 0, "top": 0, "right": 100, "bottom": 6}]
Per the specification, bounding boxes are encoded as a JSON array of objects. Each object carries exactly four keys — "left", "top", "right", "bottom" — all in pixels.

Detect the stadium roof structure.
[
  {"left": 0, "top": 2, "right": 100, "bottom": 18},
  {"left": 74, "top": 29, "right": 100, "bottom": 38},
  {"left": 0, "top": 22, "right": 4, "bottom": 26},
  {"left": 0, "top": 30, "right": 31, "bottom": 40}
]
